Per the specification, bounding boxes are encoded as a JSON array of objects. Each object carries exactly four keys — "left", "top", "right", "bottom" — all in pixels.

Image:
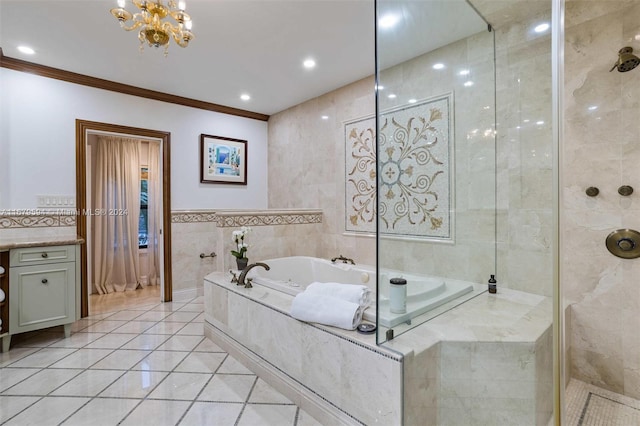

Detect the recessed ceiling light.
[
  {"left": 378, "top": 13, "right": 400, "bottom": 29},
  {"left": 240, "top": 94, "right": 251, "bottom": 101},
  {"left": 463, "top": 81, "right": 474, "bottom": 87},
  {"left": 321, "top": 115, "right": 329, "bottom": 120},
  {"left": 459, "top": 69, "right": 470, "bottom": 76},
  {"left": 408, "top": 99, "right": 417, "bottom": 104},
  {"left": 303, "top": 58, "right": 316, "bottom": 69},
  {"left": 388, "top": 94, "right": 397, "bottom": 99},
  {"left": 17, "top": 46, "right": 35, "bottom": 55},
  {"left": 534, "top": 23, "right": 550, "bottom": 33},
  {"left": 432, "top": 63, "right": 445, "bottom": 70}
]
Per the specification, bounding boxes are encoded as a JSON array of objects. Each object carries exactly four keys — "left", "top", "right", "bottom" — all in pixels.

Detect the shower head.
[{"left": 610, "top": 47, "right": 640, "bottom": 72}]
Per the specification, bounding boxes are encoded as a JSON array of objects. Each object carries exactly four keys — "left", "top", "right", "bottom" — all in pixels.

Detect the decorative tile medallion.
[{"left": 345, "top": 93, "right": 454, "bottom": 241}]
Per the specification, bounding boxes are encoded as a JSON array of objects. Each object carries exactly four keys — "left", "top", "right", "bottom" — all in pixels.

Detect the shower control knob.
[
  {"left": 586, "top": 187, "right": 599, "bottom": 197},
  {"left": 618, "top": 185, "right": 634, "bottom": 196}
]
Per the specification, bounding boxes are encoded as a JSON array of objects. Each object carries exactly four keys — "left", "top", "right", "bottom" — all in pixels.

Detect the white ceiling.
[{"left": 0, "top": 0, "right": 487, "bottom": 116}]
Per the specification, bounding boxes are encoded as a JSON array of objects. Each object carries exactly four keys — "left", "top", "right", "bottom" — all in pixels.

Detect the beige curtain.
[
  {"left": 93, "top": 136, "right": 142, "bottom": 294},
  {"left": 145, "top": 142, "right": 161, "bottom": 286}
]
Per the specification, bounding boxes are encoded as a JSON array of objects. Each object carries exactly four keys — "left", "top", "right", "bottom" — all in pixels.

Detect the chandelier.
[{"left": 110, "top": 0, "right": 194, "bottom": 56}]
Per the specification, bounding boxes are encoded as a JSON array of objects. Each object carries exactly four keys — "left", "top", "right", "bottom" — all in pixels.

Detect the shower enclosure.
[
  {"left": 562, "top": 0, "right": 640, "bottom": 424},
  {"left": 374, "top": 0, "right": 557, "bottom": 424}
]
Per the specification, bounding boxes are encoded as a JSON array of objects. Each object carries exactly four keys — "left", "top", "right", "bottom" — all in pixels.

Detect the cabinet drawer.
[
  {"left": 9, "top": 262, "right": 76, "bottom": 333},
  {"left": 10, "top": 245, "right": 75, "bottom": 267}
]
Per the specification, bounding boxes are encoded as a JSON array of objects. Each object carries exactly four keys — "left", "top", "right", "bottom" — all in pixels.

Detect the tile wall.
[{"left": 563, "top": 0, "right": 640, "bottom": 399}]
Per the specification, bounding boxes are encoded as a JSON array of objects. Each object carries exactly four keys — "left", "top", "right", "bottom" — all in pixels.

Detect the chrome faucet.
[
  {"left": 331, "top": 254, "right": 355, "bottom": 265},
  {"left": 237, "top": 262, "right": 270, "bottom": 288}
]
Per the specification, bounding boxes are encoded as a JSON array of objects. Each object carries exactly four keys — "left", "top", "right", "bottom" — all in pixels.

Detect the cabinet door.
[{"left": 9, "top": 262, "right": 76, "bottom": 333}]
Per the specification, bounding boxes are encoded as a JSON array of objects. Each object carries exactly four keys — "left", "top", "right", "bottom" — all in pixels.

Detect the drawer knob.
[
  {"left": 41, "top": 278, "right": 48, "bottom": 284},
  {"left": 41, "top": 253, "right": 48, "bottom": 258}
]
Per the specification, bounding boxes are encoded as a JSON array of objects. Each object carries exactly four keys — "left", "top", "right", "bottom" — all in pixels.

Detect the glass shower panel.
[{"left": 375, "top": 0, "right": 496, "bottom": 343}]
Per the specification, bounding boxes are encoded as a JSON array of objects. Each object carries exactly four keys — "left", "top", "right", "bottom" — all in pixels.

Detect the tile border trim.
[{"left": 0, "top": 209, "right": 323, "bottom": 228}]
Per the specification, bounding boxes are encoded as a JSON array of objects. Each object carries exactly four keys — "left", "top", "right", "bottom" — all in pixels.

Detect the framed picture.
[{"left": 200, "top": 134, "right": 247, "bottom": 185}]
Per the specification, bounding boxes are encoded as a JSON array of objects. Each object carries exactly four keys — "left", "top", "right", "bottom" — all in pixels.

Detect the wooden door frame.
[{"left": 76, "top": 119, "right": 172, "bottom": 317}]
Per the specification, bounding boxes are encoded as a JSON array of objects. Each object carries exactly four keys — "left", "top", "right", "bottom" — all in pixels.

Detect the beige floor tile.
[
  {"left": 62, "top": 397, "right": 140, "bottom": 425},
  {"left": 0, "top": 368, "right": 40, "bottom": 392},
  {"left": 3, "top": 396, "right": 89, "bottom": 426},
  {"left": 147, "top": 372, "right": 211, "bottom": 400},
  {"left": 2, "top": 368, "right": 82, "bottom": 395},
  {"left": 0, "top": 347, "right": 40, "bottom": 368},
  {"left": 149, "top": 302, "right": 187, "bottom": 312},
  {"left": 48, "top": 332, "right": 106, "bottom": 348},
  {"left": 179, "top": 303, "right": 205, "bottom": 312},
  {"left": 120, "top": 334, "right": 170, "bottom": 350},
  {"left": 84, "top": 333, "right": 136, "bottom": 349},
  {"left": 7, "top": 348, "right": 77, "bottom": 368},
  {"left": 193, "top": 338, "right": 225, "bottom": 353},
  {"left": 237, "top": 404, "right": 297, "bottom": 426},
  {"left": 83, "top": 320, "right": 130, "bottom": 333},
  {"left": 112, "top": 321, "right": 158, "bottom": 334},
  {"left": 144, "top": 321, "right": 186, "bottom": 335},
  {"left": 164, "top": 311, "right": 200, "bottom": 322},
  {"left": 134, "top": 350, "right": 190, "bottom": 372},
  {"left": 175, "top": 323, "right": 204, "bottom": 336},
  {"left": 90, "top": 349, "right": 151, "bottom": 370},
  {"left": 197, "top": 374, "right": 256, "bottom": 402},
  {"left": 217, "top": 356, "right": 254, "bottom": 375},
  {"left": 51, "top": 369, "right": 124, "bottom": 397},
  {"left": 0, "top": 396, "right": 40, "bottom": 423},
  {"left": 120, "top": 399, "right": 191, "bottom": 426},
  {"left": 99, "top": 370, "right": 168, "bottom": 398},
  {"left": 296, "top": 408, "right": 324, "bottom": 426},
  {"left": 248, "top": 378, "right": 293, "bottom": 404},
  {"left": 134, "top": 311, "right": 172, "bottom": 322},
  {"left": 175, "top": 352, "right": 227, "bottom": 373},
  {"left": 179, "top": 401, "right": 243, "bottom": 426},
  {"left": 50, "top": 348, "right": 113, "bottom": 369},
  {"left": 105, "top": 310, "right": 145, "bottom": 321},
  {"left": 156, "top": 335, "right": 203, "bottom": 352}
]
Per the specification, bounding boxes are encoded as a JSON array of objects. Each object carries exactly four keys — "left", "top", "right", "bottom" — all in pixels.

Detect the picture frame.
[{"left": 200, "top": 134, "right": 247, "bottom": 185}]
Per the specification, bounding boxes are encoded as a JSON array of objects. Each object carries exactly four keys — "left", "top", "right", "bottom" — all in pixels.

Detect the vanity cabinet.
[
  {"left": 1, "top": 244, "right": 80, "bottom": 351},
  {"left": 0, "top": 252, "right": 9, "bottom": 349}
]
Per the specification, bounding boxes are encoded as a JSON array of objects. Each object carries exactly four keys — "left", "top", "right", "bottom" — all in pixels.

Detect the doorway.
[{"left": 76, "top": 119, "right": 172, "bottom": 317}]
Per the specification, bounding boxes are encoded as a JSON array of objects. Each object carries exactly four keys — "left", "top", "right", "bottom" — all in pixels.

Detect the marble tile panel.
[
  {"left": 99, "top": 370, "right": 168, "bottom": 398},
  {"left": 84, "top": 333, "right": 136, "bottom": 349},
  {"left": 237, "top": 404, "right": 297, "bottom": 426},
  {"left": 50, "top": 369, "right": 124, "bottom": 397},
  {"left": 197, "top": 374, "right": 256, "bottom": 402},
  {"left": 3, "top": 396, "right": 89, "bottom": 426},
  {"left": 90, "top": 349, "right": 151, "bottom": 370},
  {"left": 0, "top": 396, "right": 40, "bottom": 424},
  {"left": 47, "top": 332, "right": 106, "bottom": 348},
  {"left": 179, "top": 401, "right": 243, "bottom": 426},
  {"left": 248, "top": 378, "right": 293, "bottom": 404},
  {"left": 62, "top": 397, "right": 140, "bottom": 426},
  {"left": 156, "top": 335, "right": 203, "bottom": 352},
  {"left": 120, "top": 400, "right": 191, "bottom": 426},
  {"left": 6, "top": 348, "right": 77, "bottom": 368},
  {"left": 133, "top": 350, "right": 190, "bottom": 372},
  {"left": 174, "top": 351, "right": 227, "bottom": 373},
  {"left": 2, "top": 368, "right": 83, "bottom": 395},
  {"left": 0, "top": 368, "right": 40, "bottom": 392},
  {"left": 50, "top": 348, "right": 113, "bottom": 369},
  {"left": 147, "top": 371, "right": 211, "bottom": 400}
]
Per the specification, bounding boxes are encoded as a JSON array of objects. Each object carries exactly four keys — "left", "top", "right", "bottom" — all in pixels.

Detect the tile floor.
[
  {"left": 0, "top": 294, "right": 322, "bottom": 426},
  {"left": 565, "top": 378, "right": 640, "bottom": 425}
]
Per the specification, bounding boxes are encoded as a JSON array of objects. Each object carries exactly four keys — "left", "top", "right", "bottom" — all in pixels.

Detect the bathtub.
[{"left": 247, "top": 256, "right": 474, "bottom": 328}]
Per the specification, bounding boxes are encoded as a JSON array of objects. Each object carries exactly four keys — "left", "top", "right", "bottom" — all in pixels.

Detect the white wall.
[{"left": 0, "top": 68, "right": 268, "bottom": 210}]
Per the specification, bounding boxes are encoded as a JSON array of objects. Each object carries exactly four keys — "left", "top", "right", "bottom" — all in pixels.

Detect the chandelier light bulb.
[
  {"left": 117, "top": 0, "right": 125, "bottom": 8},
  {"left": 185, "top": 20, "right": 192, "bottom": 30},
  {"left": 178, "top": 0, "right": 186, "bottom": 10}
]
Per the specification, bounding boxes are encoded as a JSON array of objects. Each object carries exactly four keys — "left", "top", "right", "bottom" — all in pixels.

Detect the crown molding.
[{"left": 0, "top": 48, "right": 269, "bottom": 122}]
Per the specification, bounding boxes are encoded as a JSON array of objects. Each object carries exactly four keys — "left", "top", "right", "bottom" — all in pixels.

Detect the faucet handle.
[
  {"left": 245, "top": 277, "right": 253, "bottom": 289},
  {"left": 229, "top": 270, "right": 238, "bottom": 284}
]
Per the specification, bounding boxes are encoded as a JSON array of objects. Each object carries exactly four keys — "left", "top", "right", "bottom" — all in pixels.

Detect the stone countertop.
[{"left": 0, "top": 235, "right": 85, "bottom": 251}]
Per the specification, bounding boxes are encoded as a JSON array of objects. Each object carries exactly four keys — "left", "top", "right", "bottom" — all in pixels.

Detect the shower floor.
[{"left": 565, "top": 378, "right": 640, "bottom": 425}]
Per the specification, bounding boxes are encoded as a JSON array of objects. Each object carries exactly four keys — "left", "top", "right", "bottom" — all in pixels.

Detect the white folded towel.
[
  {"left": 0, "top": 288, "right": 4, "bottom": 303},
  {"left": 290, "top": 291, "right": 363, "bottom": 330},
  {"left": 305, "top": 282, "right": 372, "bottom": 308}
]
